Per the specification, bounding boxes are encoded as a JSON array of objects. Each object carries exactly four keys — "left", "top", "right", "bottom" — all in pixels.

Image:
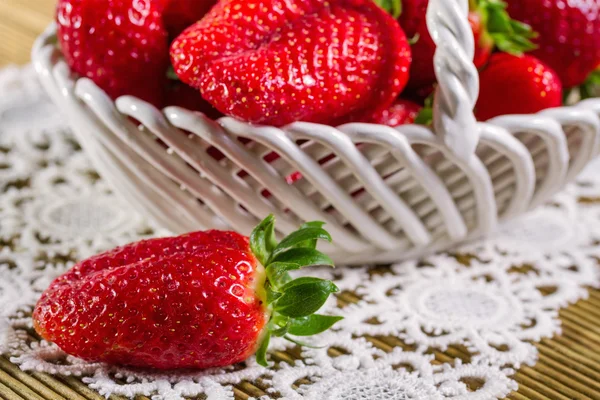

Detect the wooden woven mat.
[
  {"left": 1, "top": 290, "right": 599, "bottom": 400},
  {"left": 0, "top": 0, "right": 55, "bottom": 66},
  {"left": 1, "top": 1, "right": 600, "bottom": 399}
]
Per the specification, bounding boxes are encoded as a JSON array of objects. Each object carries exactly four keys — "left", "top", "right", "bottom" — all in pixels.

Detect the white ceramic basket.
[{"left": 32, "top": 0, "right": 600, "bottom": 264}]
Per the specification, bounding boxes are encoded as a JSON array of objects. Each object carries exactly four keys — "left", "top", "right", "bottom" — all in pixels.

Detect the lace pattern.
[{"left": 0, "top": 65, "right": 599, "bottom": 400}]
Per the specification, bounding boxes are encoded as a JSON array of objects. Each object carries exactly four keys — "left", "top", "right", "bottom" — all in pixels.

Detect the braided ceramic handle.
[{"left": 427, "top": 0, "right": 480, "bottom": 159}]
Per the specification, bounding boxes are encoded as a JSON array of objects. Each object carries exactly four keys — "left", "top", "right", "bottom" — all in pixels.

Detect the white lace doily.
[{"left": 0, "top": 65, "right": 599, "bottom": 400}]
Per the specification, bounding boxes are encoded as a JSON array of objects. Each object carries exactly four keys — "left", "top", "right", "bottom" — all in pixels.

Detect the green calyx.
[
  {"left": 415, "top": 92, "right": 435, "bottom": 126},
  {"left": 373, "top": 0, "right": 402, "bottom": 19},
  {"left": 166, "top": 66, "right": 180, "bottom": 81},
  {"left": 475, "top": 0, "right": 537, "bottom": 56},
  {"left": 250, "top": 215, "right": 343, "bottom": 367},
  {"left": 580, "top": 69, "right": 600, "bottom": 100}
]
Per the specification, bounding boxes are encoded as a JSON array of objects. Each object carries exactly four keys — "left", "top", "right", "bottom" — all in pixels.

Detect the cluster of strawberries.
[{"left": 56, "top": 0, "right": 600, "bottom": 129}]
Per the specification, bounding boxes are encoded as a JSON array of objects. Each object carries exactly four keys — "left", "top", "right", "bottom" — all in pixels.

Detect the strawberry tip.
[{"left": 249, "top": 215, "right": 342, "bottom": 367}]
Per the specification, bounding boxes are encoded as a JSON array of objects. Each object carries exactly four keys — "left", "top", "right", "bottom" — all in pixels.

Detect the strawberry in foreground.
[
  {"left": 505, "top": 0, "right": 600, "bottom": 89},
  {"left": 396, "top": 0, "right": 537, "bottom": 90},
  {"left": 33, "top": 216, "right": 341, "bottom": 369},
  {"left": 57, "top": 0, "right": 216, "bottom": 106},
  {"left": 170, "top": 0, "right": 412, "bottom": 127},
  {"left": 475, "top": 53, "right": 562, "bottom": 121}
]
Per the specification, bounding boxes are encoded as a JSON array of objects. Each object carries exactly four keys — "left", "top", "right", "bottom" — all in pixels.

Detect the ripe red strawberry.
[
  {"left": 57, "top": 0, "right": 216, "bottom": 106},
  {"left": 33, "top": 216, "right": 341, "bottom": 369},
  {"left": 368, "top": 99, "right": 422, "bottom": 126},
  {"left": 57, "top": 0, "right": 169, "bottom": 105},
  {"left": 505, "top": 0, "right": 600, "bottom": 88},
  {"left": 170, "top": 0, "right": 412, "bottom": 127},
  {"left": 398, "top": 0, "right": 536, "bottom": 89},
  {"left": 475, "top": 53, "right": 562, "bottom": 121}
]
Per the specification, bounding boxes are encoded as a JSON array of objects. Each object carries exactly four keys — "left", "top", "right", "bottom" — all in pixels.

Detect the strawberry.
[
  {"left": 170, "top": 0, "right": 412, "bottom": 127},
  {"left": 505, "top": 0, "right": 600, "bottom": 88},
  {"left": 368, "top": 99, "right": 422, "bottom": 126},
  {"left": 396, "top": 0, "right": 536, "bottom": 90},
  {"left": 57, "top": 0, "right": 169, "bottom": 105},
  {"left": 475, "top": 53, "right": 562, "bottom": 121},
  {"left": 57, "top": 0, "right": 216, "bottom": 106},
  {"left": 33, "top": 216, "right": 341, "bottom": 369}
]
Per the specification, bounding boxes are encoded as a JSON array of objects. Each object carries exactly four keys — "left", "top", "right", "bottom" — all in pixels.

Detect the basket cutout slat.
[
  {"left": 74, "top": 78, "right": 222, "bottom": 233},
  {"left": 215, "top": 117, "right": 373, "bottom": 252},
  {"left": 158, "top": 108, "right": 317, "bottom": 237},
  {"left": 114, "top": 99, "right": 260, "bottom": 234},
  {"left": 284, "top": 122, "right": 427, "bottom": 249},
  {"left": 342, "top": 124, "right": 470, "bottom": 241}
]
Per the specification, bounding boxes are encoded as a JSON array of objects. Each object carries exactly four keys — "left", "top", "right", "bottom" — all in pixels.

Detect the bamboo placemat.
[
  {"left": 1, "top": 289, "right": 599, "bottom": 400},
  {"left": 1, "top": 1, "right": 600, "bottom": 399}
]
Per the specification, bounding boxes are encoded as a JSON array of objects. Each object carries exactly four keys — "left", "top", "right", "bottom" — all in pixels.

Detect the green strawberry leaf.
[
  {"left": 274, "top": 278, "right": 339, "bottom": 318},
  {"left": 280, "top": 276, "right": 330, "bottom": 290},
  {"left": 271, "top": 227, "right": 332, "bottom": 258},
  {"left": 166, "top": 66, "right": 180, "bottom": 81},
  {"left": 255, "top": 332, "right": 271, "bottom": 367},
  {"left": 266, "top": 262, "right": 301, "bottom": 291},
  {"left": 250, "top": 214, "right": 278, "bottom": 266},
  {"left": 580, "top": 70, "right": 600, "bottom": 100},
  {"left": 415, "top": 107, "right": 433, "bottom": 126},
  {"left": 477, "top": 0, "right": 538, "bottom": 55},
  {"left": 373, "top": 0, "right": 402, "bottom": 18},
  {"left": 271, "top": 248, "right": 334, "bottom": 267},
  {"left": 300, "top": 221, "right": 326, "bottom": 229},
  {"left": 415, "top": 92, "right": 434, "bottom": 126},
  {"left": 250, "top": 216, "right": 342, "bottom": 368},
  {"left": 269, "top": 320, "right": 291, "bottom": 337},
  {"left": 265, "top": 284, "right": 283, "bottom": 304},
  {"left": 297, "top": 221, "right": 326, "bottom": 248},
  {"left": 288, "top": 315, "right": 344, "bottom": 336}
]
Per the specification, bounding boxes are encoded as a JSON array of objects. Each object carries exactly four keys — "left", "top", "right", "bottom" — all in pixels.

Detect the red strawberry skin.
[
  {"left": 475, "top": 53, "right": 562, "bottom": 121},
  {"left": 33, "top": 231, "right": 268, "bottom": 369},
  {"left": 505, "top": 0, "right": 600, "bottom": 88},
  {"left": 368, "top": 99, "right": 422, "bottom": 126},
  {"left": 56, "top": 0, "right": 170, "bottom": 106},
  {"left": 399, "top": 0, "right": 491, "bottom": 89},
  {"left": 170, "top": 0, "right": 411, "bottom": 127}
]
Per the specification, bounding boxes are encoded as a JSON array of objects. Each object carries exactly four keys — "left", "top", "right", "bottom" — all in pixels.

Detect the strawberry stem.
[{"left": 249, "top": 215, "right": 342, "bottom": 367}]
